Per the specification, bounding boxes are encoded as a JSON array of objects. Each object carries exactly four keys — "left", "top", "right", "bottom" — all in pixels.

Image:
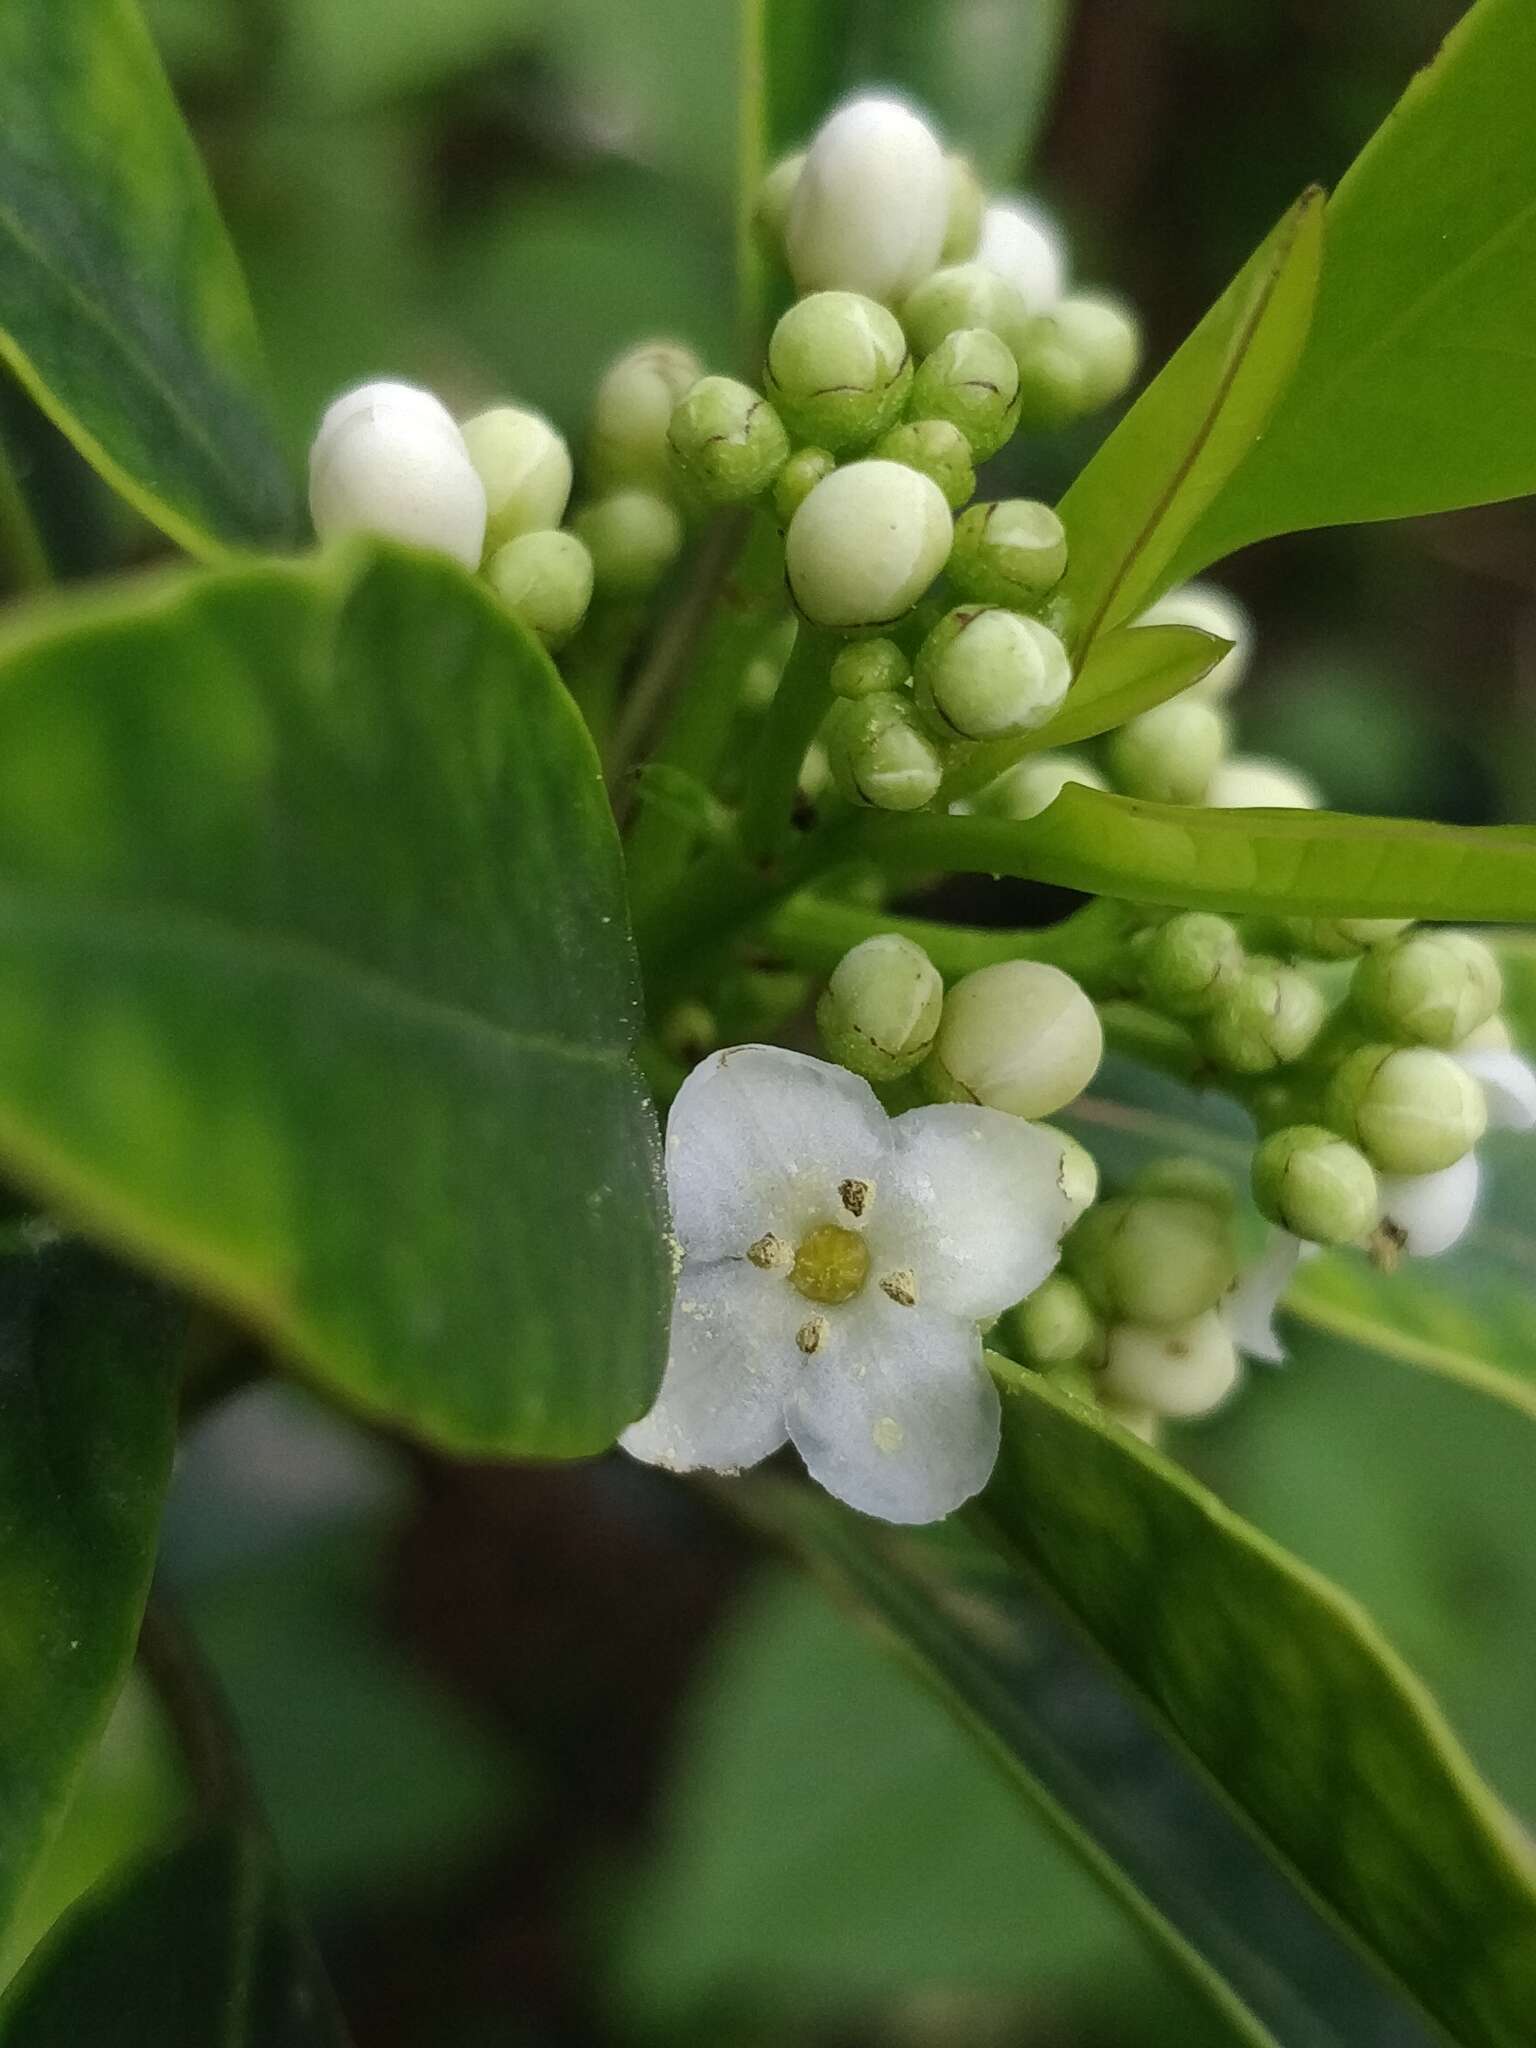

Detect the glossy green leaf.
[
  {"left": 0, "top": 0, "right": 295, "bottom": 556},
  {"left": 1055, "top": 190, "right": 1323, "bottom": 656},
  {"left": 0, "top": 542, "right": 669, "bottom": 1455},
  {"left": 0, "top": 1244, "right": 182, "bottom": 1937},
  {"left": 1176, "top": 0, "right": 1536, "bottom": 570}
]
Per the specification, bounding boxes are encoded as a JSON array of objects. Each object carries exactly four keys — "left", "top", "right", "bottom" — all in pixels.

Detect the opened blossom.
[{"left": 621, "top": 1045, "right": 1082, "bottom": 1524}]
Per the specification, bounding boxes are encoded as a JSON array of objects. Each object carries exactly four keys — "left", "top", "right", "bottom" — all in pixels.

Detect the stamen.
[
  {"left": 796, "top": 1316, "right": 829, "bottom": 1355},
  {"left": 747, "top": 1232, "right": 791, "bottom": 1272},
  {"left": 839, "top": 1177, "right": 873, "bottom": 1218},
  {"left": 880, "top": 1269, "right": 918, "bottom": 1307}
]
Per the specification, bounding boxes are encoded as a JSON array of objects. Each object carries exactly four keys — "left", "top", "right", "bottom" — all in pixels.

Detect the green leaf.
[
  {"left": 1175, "top": 0, "right": 1536, "bottom": 570},
  {"left": 0, "top": 0, "right": 296, "bottom": 556},
  {"left": 1054, "top": 190, "right": 1323, "bottom": 656},
  {"left": 0, "top": 1244, "right": 182, "bottom": 1937},
  {"left": 0, "top": 541, "right": 669, "bottom": 1455}
]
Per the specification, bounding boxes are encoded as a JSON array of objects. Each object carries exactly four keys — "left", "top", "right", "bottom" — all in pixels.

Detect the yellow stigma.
[{"left": 790, "top": 1222, "right": 869, "bottom": 1305}]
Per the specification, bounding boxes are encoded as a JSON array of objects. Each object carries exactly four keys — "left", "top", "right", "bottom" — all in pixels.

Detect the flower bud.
[
  {"left": 1205, "top": 757, "right": 1321, "bottom": 809},
  {"left": 975, "top": 752, "right": 1105, "bottom": 821},
  {"left": 1047, "top": 1127, "right": 1100, "bottom": 1222},
  {"left": 309, "top": 392, "right": 487, "bottom": 569},
  {"left": 1130, "top": 1157, "right": 1236, "bottom": 1213},
  {"left": 1009, "top": 1274, "right": 1099, "bottom": 1367},
  {"left": 459, "top": 405, "right": 573, "bottom": 554},
  {"left": 942, "top": 155, "right": 985, "bottom": 261},
  {"left": 1136, "top": 581, "right": 1250, "bottom": 700},
  {"left": 816, "top": 933, "right": 944, "bottom": 1081},
  {"left": 1377, "top": 1152, "right": 1480, "bottom": 1259},
  {"left": 824, "top": 692, "right": 944, "bottom": 811},
  {"left": 1066, "top": 1195, "right": 1237, "bottom": 1328},
  {"left": 785, "top": 460, "right": 952, "bottom": 630},
  {"left": 901, "top": 264, "right": 1031, "bottom": 361},
  {"left": 1140, "top": 912, "right": 1244, "bottom": 1018},
  {"left": 1326, "top": 1044, "right": 1487, "bottom": 1174},
  {"left": 976, "top": 198, "right": 1066, "bottom": 313},
  {"left": 588, "top": 341, "right": 702, "bottom": 494},
  {"left": 870, "top": 419, "right": 975, "bottom": 510},
  {"left": 574, "top": 489, "right": 684, "bottom": 597},
  {"left": 909, "top": 329, "right": 1022, "bottom": 461},
  {"left": 485, "top": 529, "right": 594, "bottom": 648},
  {"left": 772, "top": 446, "right": 836, "bottom": 527},
  {"left": 830, "top": 637, "right": 910, "bottom": 700},
  {"left": 1282, "top": 916, "right": 1413, "bottom": 960},
  {"left": 755, "top": 150, "right": 805, "bottom": 254},
  {"left": 949, "top": 499, "right": 1068, "bottom": 609},
  {"left": 659, "top": 1000, "right": 718, "bottom": 1066},
  {"left": 914, "top": 605, "right": 1071, "bottom": 741},
  {"left": 1015, "top": 294, "right": 1141, "bottom": 429},
  {"left": 1107, "top": 699, "right": 1227, "bottom": 806},
  {"left": 1252, "top": 1126, "right": 1379, "bottom": 1246},
  {"left": 925, "top": 960, "right": 1102, "bottom": 1118},
  {"left": 1101, "top": 1310, "right": 1240, "bottom": 1419},
  {"left": 1203, "top": 960, "right": 1326, "bottom": 1074},
  {"left": 766, "top": 292, "right": 913, "bottom": 452},
  {"left": 667, "top": 376, "right": 789, "bottom": 506},
  {"left": 1350, "top": 930, "right": 1502, "bottom": 1049},
  {"left": 786, "top": 95, "right": 949, "bottom": 303}
]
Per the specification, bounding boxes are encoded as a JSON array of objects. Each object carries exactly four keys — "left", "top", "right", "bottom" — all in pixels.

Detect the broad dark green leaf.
[
  {"left": 1176, "top": 0, "right": 1536, "bottom": 571},
  {"left": 0, "top": 0, "right": 295, "bottom": 555},
  {"left": 0, "top": 1244, "right": 182, "bottom": 1936},
  {"left": 1054, "top": 191, "right": 1322, "bottom": 657},
  {"left": 0, "top": 541, "right": 669, "bottom": 1455}
]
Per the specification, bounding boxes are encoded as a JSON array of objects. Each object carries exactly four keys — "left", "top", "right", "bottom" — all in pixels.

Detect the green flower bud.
[
  {"left": 772, "top": 446, "right": 836, "bottom": 527},
  {"left": 1066, "top": 1195, "right": 1237, "bottom": 1329},
  {"left": 1130, "top": 1156, "right": 1236, "bottom": 1214},
  {"left": 1009, "top": 1274, "right": 1099, "bottom": 1367},
  {"left": 1101, "top": 1310, "right": 1239, "bottom": 1419},
  {"left": 830, "top": 637, "right": 910, "bottom": 700},
  {"left": 588, "top": 341, "right": 702, "bottom": 494},
  {"left": 766, "top": 292, "right": 913, "bottom": 451},
  {"left": 925, "top": 960, "right": 1103, "bottom": 1118},
  {"left": 870, "top": 418, "right": 976, "bottom": 509},
  {"left": 948, "top": 499, "right": 1068, "bottom": 608},
  {"left": 1203, "top": 959, "right": 1326, "bottom": 1075},
  {"left": 816, "top": 933, "right": 944, "bottom": 1081},
  {"left": 909, "top": 328, "right": 1022, "bottom": 461},
  {"left": 459, "top": 405, "right": 573, "bottom": 558},
  {"left": 1350, "top": 930, "right": 1502, "bottom": 1049},
  {"left": 1252, "top": 1125, "right": 1379, "bottom": 1245},
  {"left": 974, "top": 751, "right": 1105, "bottom": 821},
  {"left": 667, "top": 376, "right": 790, "bottom": 506},
  {"left": 824, "top": 692, "right": 945, "bottom": 812},
  {"left": 1015, "top": 293, "right": 1141, "bottom": 428},
  {"left": 1107, "top": 698, "right": 1227, "bottom": 806},
  {"left": 755, "top": 150, "right": 805, "bottom": 254},
  {"left": 1140, "top": 912, "right": 1244, "bottom": 1018},
  {"left": 1282, "top": 916, "right": 1413, "bottom": 960},
  {"left": 1326, "top": 1043, "right": 1488, "bottom": 1174},
  {"left": 485, "top": 529, "right": 594, "bottom": 649},
  {"left": 901, "top": 264, "right": 1030, "bottom": 360},
  {"left": 914, "top": 604, "right": 1071, "bottom": 740},
  {"left": 942, "top": 155, "right": 985, "bottom": 261},
  {"left": 573, "top": 489, "right": 684, "bottom": 597},
  {"left": 786, "top": 460, "right": 952, "bottom": 631}
]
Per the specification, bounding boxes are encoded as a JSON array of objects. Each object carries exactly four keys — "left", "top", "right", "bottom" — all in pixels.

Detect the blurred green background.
[{"left": 8, "top": 1, "right": 1536, "bottom": 2042}]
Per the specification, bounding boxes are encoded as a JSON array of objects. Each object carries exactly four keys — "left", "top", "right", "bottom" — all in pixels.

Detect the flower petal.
[
  {"left": 784, "top": 1295, "right": 999, "bottom": 1524},
  {"left": 878, "top": 1104, "right": 1074, "bottom": 1319},
  {"left": 1378, "top": 1152, "right": 1481, "bottom": 1258},
  {"left": 620, "top": 1259, "right": 798, "bottom": 1473},
  {"left": 1457, "top": 1048, "right": 1536, "bottom": 1132},
  {"left": 664, "top": 1046, "right": 889, "bottom": 1263},
  {"left": 1221, "top": 1230, "right": 1309, "bottom": 1363}
]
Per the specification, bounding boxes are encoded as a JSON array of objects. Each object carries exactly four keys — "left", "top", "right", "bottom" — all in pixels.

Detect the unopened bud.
[
  {"left": 949, "top": 498, "right": 1068, "bottom": 609},
  {"left": 766, "top": 292, "right": 912, "bottom": 451},
  {"left": 668, "top": 376, "right": 789, "bottom": 505},
  {"left": 1326, "top": 1044, "right": 1487, "bottom": 1174},
  {"left": 315, "top": 379, "right": 458, "bottom": 451},
  {"left": 1066, "top": 1195, "right": 1236, "bottom": 1328},
  {"left": 1101, "top": 1310, "right": 1240, "bottom": 1419},
  {"left": 901, "top": 264, "right": 1031, "bottom": 361},
  {"left": 816, "top": 934, "right": 944, "bottom": 1081},
  {"left": 1130, "top": 1157, "right": 1236, "bottom": 1213},
  {"left": 773, "top": 446, "right": 836, "bottom": 527},
  {"left": 825, "top": 692, "right": 945, "bottom": 811},
  {"left": 831, "top": 637, "right": 910, "bottom": 700},
  {"left": 1140, "top": 912, "right": 1244, "bottom": 1018},
  {"left": 1283, "top": 916, "right": 1413, "bottom": 960},
  {"left": 915, "top": 604, "right": 1071, "bottom": 741},
  {"left": 943, "top": 156, "right": 985, "bottom": 261},
  {"left": 1009, "top": 1274, "right": 1098, "bottom": 1367},
  {"left": 786, "top": 95, "right": 949, "bottom": 303},
  {"left": 1203, "top": 960, "right": 1326, "bottom": 1074},
  {"left": 1016, "top": 294, "right": 1141, "bottom": 429},
  {"left": 786, "top": 460, "right": 952, "bottom": 630},
  {"left": 975, "top": 752, "right": 1105, "bottom": 821},
  {"left": 309, "top": 384, "right": 486, "bottom": 569},
  {"left": 976, "top": 199, "right": 1066, "bottom": 314},
  {"left": 925, "top": 960, "right": 1102, "bottom": 1118},
  {"left": 1350, "top": 930, "right": 1502, "bottom": 1049},
  {"left": 574, "top": 489, "right": 684, "bottom": 597},
  {"left": 1047, "top": 1126, "right": 1100, "bottom": 1222},
  {"left": 460, "top": 405, "right": 572, "bottom": 554},
  {"left": 1137, "top": 582, "right": 1250, "bottom": 700},
  {"left": 1107, "top": 699, "right": 1227, "bottom": 806},
  {"left": 755, "top": 151, "right": 805, "bottom": 254},
  {"left": 485, "top": 529, "right": 594, "bottom": 648},
  {"left": 910, "top": 328, "right": 1022, "bottom": 461},
  {"left": 1205, "top": 757, "right": 1320, "bottom": 809},
  {"left": 1252, "top": 1126, "right": 1379, "bottom": 1245},
  {"left": 589, "top": 341, "right": 702, "bottom": 494},
  {"left": 871, "top": 419, "right": 975, "bottom": 509}
]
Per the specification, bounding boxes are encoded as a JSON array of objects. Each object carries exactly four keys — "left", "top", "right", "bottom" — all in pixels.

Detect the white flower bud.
[
  {"left": 949, "top": 499, "right": 1068, "bottom": 609},
  {"left": 786, "top": 95, "right": 949, "bottom": 303},
  {"left": 1137, "top": 581, "right": 1251, "bottom": 699},
  {"left": 485, "top": 529, "right": 594, "bottom": 649},
  {"left": 766, "top": 292, "right": 912, "bottom": 451},
  {"left": 459, "top": 405, "right": 573, "bottom": 555},
  {"left": 915, "top": 604, "right": 1071, "bottom": 741},
  {"left": 1252, "top": 1125, "right": 1379, "bottom": 1246},
  {"left": 1326, "top": 1043, "right": 1488, "bottom": 1174},
  {"left": 309, "top": 391, "right": 486, "bottom": 569},
  {"left": 1101, "top": 1310, "right": 1240, "bottom": 1419},
  {"left": 316, "top": 380, "right": 459, "bottom": 450},
  {"left": 1377, "top": 1152, "right": 1481, "bottom": 1258},
  {"left": 1351, "top": 930, "right": 1502, "bottom": 1048},
  {"left": 925, "top": 960, "right": 1103, "bottom": 1119},
  {"left": 976, "top": 198, "right": 1066, "bottom": 313},
  {"left": 1205, "top": 756, "right": 1321, "bottom": 809},
  {"left": 589, "top": 341, "right": 702, "bottom": 495},
  {"left": 1107, "top": 698, "right": 1227, "bottom": 806},
  {"left": 785, "top": 460, "right": 952, "bottom": 631},
  {"left": 816, "top": 934, "right": 944, "bottom": 1081},
  {"left": 824, "top": 692, "right": 945, "bottom": 811},
  {"left": 975, "top": 752, "right": 1105, "bottom": 821},
  {"left": 574, "top": 490, "right": 684, "bottom": 597}
]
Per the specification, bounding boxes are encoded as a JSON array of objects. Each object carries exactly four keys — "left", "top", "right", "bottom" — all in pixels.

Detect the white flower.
[
  {"left": 1456, "top": 1047, "right": 1536, "bottom": 1130},
  {"left": 1220, "top": 1230, "right": 1317, "bottom": 1363},
  {"left": 621, "top": 1045, "right": 1080, "bottom": 1524},
  {"left": 976, "top": 198, "right": 1066, "bottom": 313},
  {"left": 786, "top": 97, "right": 949, "bottom": 303},
  {"left": 1378, "top": 1151, "right": 1481, "bottom": 1257}
]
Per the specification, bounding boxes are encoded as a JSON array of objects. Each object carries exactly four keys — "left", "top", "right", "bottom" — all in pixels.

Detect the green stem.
[
  {"left": 0, "top": 432, "right": 49, "bottom": 595},
  {"left": 562, "top": 598, "right": 644, "bottom": 755},
  {"left": 1099, "top": 1000, "right": 1205, "bottom": 1084},
  {"left": 736, "top": 620, "right": 835, "bottom": 861},
  {"left": 735, "top": 0, "right": 770, "bottom": 369}
]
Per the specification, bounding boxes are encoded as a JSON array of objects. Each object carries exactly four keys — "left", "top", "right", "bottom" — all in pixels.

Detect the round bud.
[
  {"left": 914, "top": 605, "right": 1071, "bottom": 741},
  {"left": 1067, "top": 1195, "right": 1236, "bottom": 1328},
  {"left": 1282, "top": 916, "right": 1413, "bottom": 960},
  {"left": 459, "top": 405, "right": 573, "bottom": 555},
  {"left": 1252, "top": 1126, "right": 1379, "bottom": 1245},
  {"left": 767, "top": 291, "right": 914, "bottom": 451},
  {"left": 1009, "top": 1274, "right": 1098, "bottom": 1367},
  {"left": 976, "top": 751, "right": 1105, "bottom": 821},
  {"left": 1326, "top": 1044, "right": 1487, "bottom": 1175},
  {"left": 755, "top": 150, "right": 805, "bottom": 254},
  {"left": 871, "top": 419, "right": 975, "bottom": 510},
  {"left": 1015, "top": 294, "right": 1141, "bottom": 429},
  {"left": 976, "top": 198, "right": 1066, "bottom": 313},
  {"left": 786, "top": 95, "right": 949, "bottom": 303},
  {"left": 1046, "top": 1126, "right": 1100, "bottom": 1223},
  {"left": 1140, "top": 912, "right": 1244, "bottom": 1019},
  {"left": 573, "top": 490, "right": 684, "bottom": 597},
  {"left": 831, "top": 637, "right": 910, "bottom": 700},
  {"left": 588, "top": 341, "right": 702, "bottom": 495},
  {"left": 949, "top": 499, "right": 1068, "bottom": 609},
  {"left": 1136, "top": 581, "right": 1251, "bottom": 700},
  {"left": 925, "top": 960, "right": 1102, "bottom": 1119},
  {"left": 485, "top": 529, "right": 594, "bottom": 649},
  {"left": 1203, "top": 960, "right": 1326, "bottom": 1075},
  {"left": 1107, "top": 699, "right": 1227, "bottom": 806},
  {"left": 659, "top": 1000, "right": 718, "bottom": 1066},
  {"left": 772, "top": 446, "right": 836, "bottom": 527},
  {"left": 1453, "top": 1013, "right": 1511, "bottom": 1055},
  {"left": 824, "top": 692, "right": 944, "bottom": 812},
  {"left": 909, "top": 328, "right": 1022, "bottom": 461},
  {"left": 667, "top": 376, "right": 789, "bottom": 506},
  {"left": 816, "top": 934, "right": 944, "bottom": 1081},
  {"left": 309, "top": 401, "right": 486, "bottom": 569},
  {"left": 901, "top": 263, "right": 1031, "bottom": 361},
  {"left": 785, "top": 460, "right": 953, "bottom": 631},
  {"left": 1205, "top": 757, "right": 1321, "bottom": 810},
  {"left": 1130, "top": 1157, "right": 1236, "bottom": 1214},
  {"left": 1101, "top": 1310, "right": 1239, "bottom": 1420},
  {"left": 316, "top": 380, "right": 458, "bottom": 450},
  {"left": 1350, "top": 930, "right": 1502, "bottom": 1049},
  {"left": 1377, "top": 1151, "right": 1480, "bottom": 1259}
]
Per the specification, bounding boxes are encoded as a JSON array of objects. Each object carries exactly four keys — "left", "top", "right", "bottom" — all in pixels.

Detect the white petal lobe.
[
  {"left": 1221, "top": 1230, "right": 1306, "bottom": 1363},
  {"left": 620, "top": 1260, "right": 798, "bottom": 1473},
  {"left": 1457, "top": 1049, "right": 1536, "bottom": 1131},
  {"left": 1378, "top": 1152, "right": 1481, "bottom": 1257}
]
